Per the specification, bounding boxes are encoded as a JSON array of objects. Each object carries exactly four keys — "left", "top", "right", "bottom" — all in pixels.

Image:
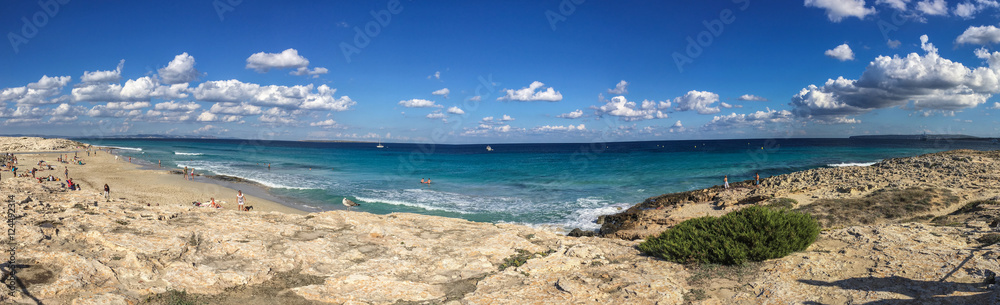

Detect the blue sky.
[{"left": 2, "top": 0, "right": 1000, "bottom": 143}]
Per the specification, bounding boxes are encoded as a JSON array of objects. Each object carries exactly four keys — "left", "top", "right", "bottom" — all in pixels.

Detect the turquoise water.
[{"left": 75, "top": 137, "right": 997, "bottom": 231}]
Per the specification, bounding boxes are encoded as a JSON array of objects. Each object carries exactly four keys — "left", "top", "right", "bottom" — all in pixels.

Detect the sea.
[{"left": 73, "top": 137, "right": 998, "bottom": 232}]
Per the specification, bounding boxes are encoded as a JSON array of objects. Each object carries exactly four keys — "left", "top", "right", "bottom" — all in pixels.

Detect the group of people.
[
  {"left": 193, "top": 190, "right": 250, "bottom": 211},
  {"left": 182, "top": 166, "right": 197, "bottom": 180},
  {"left": 420, "top": 178, "right": 433, "bottom": 184},
  {"left": 723, "top": 172, "right": 763, "bottom": 189}
]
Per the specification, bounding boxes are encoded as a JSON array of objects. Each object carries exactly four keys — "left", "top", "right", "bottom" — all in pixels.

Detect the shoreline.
[{"left": 6, "top": 147, "right": 309, "bottom": 215}]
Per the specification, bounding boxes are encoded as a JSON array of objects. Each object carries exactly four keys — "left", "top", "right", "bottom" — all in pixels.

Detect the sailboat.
[
  {"left": 486, "top": 145, "right": 493, "bottom": 152},
  {"left": 376, "top": 138, "right": 384, "bottom": 148}
]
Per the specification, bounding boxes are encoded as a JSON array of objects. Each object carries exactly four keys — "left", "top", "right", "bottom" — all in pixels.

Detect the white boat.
[
  {"left": 376, "top": 139, "right": 384, "bottom": 148},
  {"left": 486, "top": 145, "right": 493, "bottom": 152}
]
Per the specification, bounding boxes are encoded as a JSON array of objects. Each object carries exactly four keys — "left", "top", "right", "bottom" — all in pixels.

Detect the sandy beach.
[{"left": 3, "top": 146, "right": 305, "bottom": 215}]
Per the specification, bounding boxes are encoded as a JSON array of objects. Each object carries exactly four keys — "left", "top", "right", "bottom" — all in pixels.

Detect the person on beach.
[
  {"left": 724, "top": 175, "right": 729, "bottom": 189},
  {"left": 184, "top": 166, "right": 189, "bottom": 180},
  {"left": 267, "top": 163, "right": 270, "bottom": 170},
  {"left": 210, "top": 197, "right": 221, "bottom": 209},
  {"left": 104, "top": 184, "right": 110, "bottom": 202},
  {"left": 64, "top": 167, "right": 68, "bottom": 179},
  {"left": 237, "top": 190, "right": 245, "bottom": 211},
  {"left": 755, "top": 172, "right": 760, "bottom": 187},
  {"left": 158, "top": 160, "right": 161, "bottom": 168}
]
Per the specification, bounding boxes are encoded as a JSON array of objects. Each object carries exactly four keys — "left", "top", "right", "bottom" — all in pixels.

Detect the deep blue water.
[{"left": 74, "top": 137, "right": 998, "bottom": 231}]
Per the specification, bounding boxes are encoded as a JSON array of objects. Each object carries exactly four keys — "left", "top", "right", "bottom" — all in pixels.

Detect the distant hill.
[{"left": 849, "top": 134, "right": 983, "bottom": 140}]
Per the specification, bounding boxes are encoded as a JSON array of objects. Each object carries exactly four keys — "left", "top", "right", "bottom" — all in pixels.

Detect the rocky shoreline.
[
  {"left": 2, "top": 137, "right": 1000, "bottom": 304},
  {"left": 599, "top": 150, "right": 1000, "bottom": 240}
]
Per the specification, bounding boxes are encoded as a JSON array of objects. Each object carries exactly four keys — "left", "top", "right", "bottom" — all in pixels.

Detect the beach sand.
[{"left": 4, "top": 148, "right": 306, "bottom": 215}]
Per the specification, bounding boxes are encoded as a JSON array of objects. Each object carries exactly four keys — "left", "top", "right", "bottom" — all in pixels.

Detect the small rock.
[{"left": 568, "top": 228, "right": 596, "bottom": 237}]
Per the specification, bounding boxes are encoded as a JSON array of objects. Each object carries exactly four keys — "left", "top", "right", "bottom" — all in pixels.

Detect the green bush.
[{"left": 638, "top": 206, "right": 819, "bottom": 265}]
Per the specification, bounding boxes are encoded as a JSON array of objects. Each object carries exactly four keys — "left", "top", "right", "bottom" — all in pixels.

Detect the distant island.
[
  {"left": 300, "top": 140, "right": 375, "bottom": 143},
  {"left": 849, "top": 134, "right": 986, "bottom": 140}
]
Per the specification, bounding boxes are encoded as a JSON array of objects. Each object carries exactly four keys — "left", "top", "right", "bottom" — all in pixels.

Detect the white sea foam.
[
  {"left": 354, "top": 188, "right": 515, "bottom": 214},
  {"left": 176, "top": 161, "right": 321, "bottom": 190},
  {"left": 353, "top": 195, "right": 474, "bottom": 214},
  {"left": 175, "top": 152, "right": 204, "bottom": 156},
  {"left": 551, "top": 198, "right": 632, "bottom": 232},
  {"left": 828, "top": 161, "right": 877, "bottom": 167},
  {"left": 358, "top": 191, "right": 629, "bottom": 233},
  {"left": 107, "top": 146, "right": 142, "bottom": 151}
]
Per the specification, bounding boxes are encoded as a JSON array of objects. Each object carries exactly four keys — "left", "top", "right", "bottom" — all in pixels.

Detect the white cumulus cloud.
[
  {"left": 607, "top": 80, "right": 628, "bottom": 94},
  {"left": 956, "top": 25, "right": 1000, "bottom": 45},
  {"left": 154, "top": 101, "right": 201, "bottom": 112},
  {"left": 432, "top": 88, "right": 450, "bottom": 98},
  {"left": 497, "top": 81, "right": 562, "bottom": 102},
  {"left": 246, "top": 48, "right": 310, "bottom": 72},
  {"left": 310, "top": 119, "right": 340, "bottom": 127},
  {"left": 534, "top": 124, "right": 586, "bottom": 132},
  {"left": 398, "top": 99, "right": 441, "bottom": 108},
  {"left": 916, "top": 0, "right": 949, "bottom": 15},
  {"left": 674, "top": 90, "right": 721, "bottom": 115},
  {"left": 792, "top": 35, "right": 1000, "bottom": 122},
  {"left": 0, "top": 75, "right": 71, "bottom": 106},
  {"left": 81, "top": 60, "right": 124, "bottom": 83},
  {"left": 192, "top": 80, "right": 354, "bottom": 111},
  {"left": 447, "top": 106, "right": 464, "bottom": 114},
  {"left": 290, "top": 67, "right": 329, "bottom": 78},
  {"left": 704, "top": 108, "right": 796, "bottom": 130},
  {"left": 158, "top": 53, "right": 200, "bottom": 84},
  {"left": 805, "top": 0, "right": 876, "bottom": 22},
  {"left": 426, "top": 111, "right": 447, "bottom": 120},
  {"left": 825, "top": 43, "right": 855, "bottom": 61},
  {"left": 557, "top": 109, "right": 584, "bottom": 119},
  {"left": 737, "top": 94, "right": 768, "bottom": 101},
  {"left": 595, "top": 96, "right": 669, "bottom": 121},
  {"left": 877, "top": 0, "right": 911, "bottom": 10}
]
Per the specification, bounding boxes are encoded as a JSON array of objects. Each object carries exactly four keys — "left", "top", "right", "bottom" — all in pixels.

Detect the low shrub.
[
  {"left": 765, "top": 198, "right": 797, "bottom": 210},
  {"left": 638, "top": 206, "right": 819, "bottom": 265},
  {"left": 951, "top": 200, "right": 998, "bottom": 215},
  {"left": 797, "top": 188, "right": 958, "bottom": 228},
  {"left": 978, "top": 233, "right": 1000, "bottom": 247}
]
